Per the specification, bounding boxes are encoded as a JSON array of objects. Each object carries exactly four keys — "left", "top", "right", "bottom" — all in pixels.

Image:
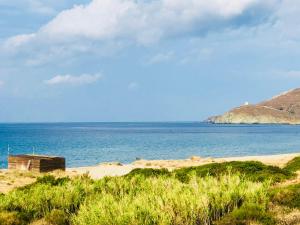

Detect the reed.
[
  {"left": 72, "top": 174, "right": 269, "bottom": 225},
  {"left": 0, "top": 176, "right": 93, "bottom": 223}
]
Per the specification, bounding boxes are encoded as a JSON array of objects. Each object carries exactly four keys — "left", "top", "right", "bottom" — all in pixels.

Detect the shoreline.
[
  {"left": 67, "top": 152, "right": 300, "bottom": 179},
  {"left": 1, "top": 152, "right": 300, "bottom": 193}
]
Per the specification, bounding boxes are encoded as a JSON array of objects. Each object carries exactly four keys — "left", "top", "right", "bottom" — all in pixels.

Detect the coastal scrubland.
[{"left": 1, "top": 157, "right": 300, "bottom": 225}]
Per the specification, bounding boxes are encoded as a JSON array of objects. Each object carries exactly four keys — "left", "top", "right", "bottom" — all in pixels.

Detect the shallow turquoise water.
[{"left": 1, "top": 122, "right": 300, "bottom": 168}]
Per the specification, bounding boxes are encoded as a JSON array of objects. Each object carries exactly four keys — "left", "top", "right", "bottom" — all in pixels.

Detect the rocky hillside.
[{"left": 208, "top": 88, "right": 300, "bottom": 124}]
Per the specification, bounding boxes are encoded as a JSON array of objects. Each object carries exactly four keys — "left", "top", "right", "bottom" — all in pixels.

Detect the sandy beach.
[
  {"left": 1, "top": 153, "right": 299, "bottom": 194},
  {"left": 68, "top": 153, "right": 300, "bottom": 179}
]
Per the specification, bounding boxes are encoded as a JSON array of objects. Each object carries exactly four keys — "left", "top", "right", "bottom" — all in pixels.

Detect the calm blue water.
[{"left": 1, "top": 122, "right": 300, "bottom": 168}]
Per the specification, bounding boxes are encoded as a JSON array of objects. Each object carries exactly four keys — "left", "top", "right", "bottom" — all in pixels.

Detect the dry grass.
[
  {"left": 0, "top": 169, "right": 73, "bottom": 194},
  {"left": 270, "top": 205, "right": 300, "bottom": 225},
  {"left": 29, "top": 219, "right": 51, "bottom": 225},
  {"left": 0, "top": 170, "right": 38, "bottom": 194}
]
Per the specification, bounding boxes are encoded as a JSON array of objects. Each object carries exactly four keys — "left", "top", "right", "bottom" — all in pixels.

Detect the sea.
[{"left": 1, "top": 122, "right": 300, "bottom": 169}]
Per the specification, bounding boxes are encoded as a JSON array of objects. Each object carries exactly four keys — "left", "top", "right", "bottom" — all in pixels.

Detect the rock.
[{"left": 208, "top": 88, "right": 300, "bottom": 124}]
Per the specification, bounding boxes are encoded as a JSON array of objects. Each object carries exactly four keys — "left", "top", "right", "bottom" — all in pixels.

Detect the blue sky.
[{"left": 0, "top": 0, "right": 300, "bottom": 122}]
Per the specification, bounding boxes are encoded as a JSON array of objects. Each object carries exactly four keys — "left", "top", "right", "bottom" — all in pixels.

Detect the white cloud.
[
  {"left": 128, "top": 82, "right": 139, "bottom": 90},
  {"left": 4, "top": 34, "right": 36, "bottom": 49},
  {"left": 44, "top": 74, "right": 102, "bottom": 86},
  {"left": 147, "top": 51, "right": 174, "bottom": 64},
  {"left": 4, "top": 0, "right": 278, "bottom": 50}
]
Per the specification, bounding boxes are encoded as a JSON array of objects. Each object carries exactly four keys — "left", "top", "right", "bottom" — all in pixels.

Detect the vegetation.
[
  {"left": 173, "top": 161, "right": 294, "bottom": 183},
  {"left": 73, "top": 174, "right": 269, "bottom": 225},
  {"left": 1, "top": 158, "right": 300, "bottom": 225},
  {"left": 270, "top": 183, "right": 300, "bottom": 209},
  {"left": 127, "top": 161, "right": 294, "bottom": 184},
  {"left": 284, "top": 156, "right": 300, "bottom": 172},
  {"left": 0, "top": 211, "right": 23, "bottom": 225},
  {"left": 215, "top": 203, "right": 275, "bottom": 225},
  {"left": 45, "top": 209, "right": 69, "bottom": 225}
]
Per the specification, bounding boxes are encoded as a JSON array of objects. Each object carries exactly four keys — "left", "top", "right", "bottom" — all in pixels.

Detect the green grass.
[
  {"left": 174, "top": 161, "right": 294, "bottom": 183},
  {"left": 215, "top": 203, "right": 275, "bottom": 225},
  {"left": 125, "top": 161, "right": 294, "bottom": 184},
  {"left": 284, "top": 156, "right": 300, "bottom": 172},
  {"left": 16, "top": 175, "right": 71, "bottom": 191},
  {"left": 1, "top": 158, "right": 300, "bottom": 225},
  {"left": 0, "top": 172, "right": 269, "bottom": 225},
  {"left": 72, "top": 174, "right": 269, "bottom": 225},
  {"left": 0, "top": 211, "right": 23, "bottom": 225},
  {"left": 0, "top": 175, "right": 93, "bottom": 224},
  {"left": 45, "top": 209, "right": 69, "bottom": 225},
  {"left": 270, "top": 183, "right": 300, "bottom": 209},
  {"left": 124, "top": 168, "right": 171, "bottom": 179}
]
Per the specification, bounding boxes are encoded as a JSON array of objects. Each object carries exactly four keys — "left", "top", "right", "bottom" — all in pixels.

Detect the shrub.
[
  {"left": 45, "top": 209, "right": 69, "bottom": 225},
  {"left": 0, "top": 211, "right": 23, "bottom": 225},
  {"left": 16, "top": 175, "right": 71, "bottom": 192},
  {"left": 0, "top": 175, "right": 92, "bottom": 223},
  {"left": 125, "top": 168, "right": 171, "bottom": 179},
  {"left": 270, "top": 183, "right": 300, "bottom": 209},
  {"left": 36, "top": 175, "right": 70, "bottom": 186},
  {"left": 284, "top": 157, "right": 300, "bottom": 172},
  {"left": 0, "top": 166, "right": 277, "bottom": 225},
  {"left": 215, "top": 203, "right": 275, "bottom": 225},
  {"left": 72, "top": 174, "right": 269, "bottom": 225},
  {"left": 173, "top": 161, "right": 293, "bottom": 183}
]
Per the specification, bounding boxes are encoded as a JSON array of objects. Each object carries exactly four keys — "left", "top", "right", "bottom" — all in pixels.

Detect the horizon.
[
  {"left": 0, "top": 121, "right": 205, "bottom": 124},
  {"left": 1, "top": 0, "right": 300, "bottom": 122}
]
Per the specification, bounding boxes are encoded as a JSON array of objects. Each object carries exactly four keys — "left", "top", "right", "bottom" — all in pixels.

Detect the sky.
[{"left": 0, "top": 0, "right": 300, "bottom": 122}]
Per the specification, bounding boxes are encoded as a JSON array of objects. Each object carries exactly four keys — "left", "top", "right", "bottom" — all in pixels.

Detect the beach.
[
  {"left": 68, "top": 153, "right": 300, "bottom": 179},
  {"left": 2, "top": 152, "right": 300, "bottom": 224},
  {"left": 1, "top": 153, "right": 299, "bottom": 193}
]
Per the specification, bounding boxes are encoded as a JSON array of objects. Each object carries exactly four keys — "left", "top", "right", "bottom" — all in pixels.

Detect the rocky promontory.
[{"left": 208, "top": 88, "right": 300, "bottom": 124}]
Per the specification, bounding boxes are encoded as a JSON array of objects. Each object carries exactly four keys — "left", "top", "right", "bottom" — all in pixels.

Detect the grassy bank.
[{"left": 1, "top": 157, "right": 300, "bottom": 225}]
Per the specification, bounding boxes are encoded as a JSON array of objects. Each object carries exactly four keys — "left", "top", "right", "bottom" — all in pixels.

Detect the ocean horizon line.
[{"left": 0, "top": 121, "right": 206, "bottom": 124}]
